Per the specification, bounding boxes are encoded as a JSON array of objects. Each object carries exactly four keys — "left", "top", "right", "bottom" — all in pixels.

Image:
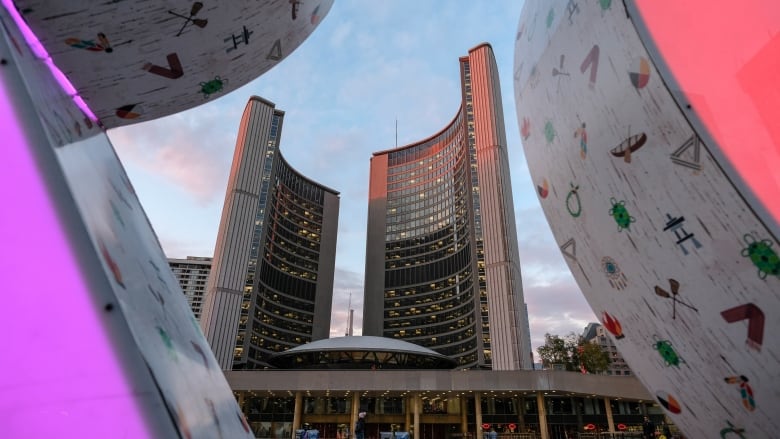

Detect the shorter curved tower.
[
  {"left": 363, "top": 44, "right": 531, "bottom": 370},
  {"left": 201, "top": 96, "right": 339, "bottom": 370}
]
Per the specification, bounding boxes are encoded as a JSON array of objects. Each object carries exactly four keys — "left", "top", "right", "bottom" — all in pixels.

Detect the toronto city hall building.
[
  {"left": 363, "top": 44, "right": 532, "bottom": 370},
  {"left": 200, "top": 96, "right": 340, "bottom": 370}
]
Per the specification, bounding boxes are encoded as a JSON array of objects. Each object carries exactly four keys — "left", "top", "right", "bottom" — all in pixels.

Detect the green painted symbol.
[
  {"left": 544, "top": 120, "right": 556, "bottom": 144},
  {"left": 157, "top": 326, "right": 177, "bottom": 360},
  {"left": 741, "top": 234, "right": 780, "bottom": 279},
  {"left": 652, "top": 336, "right": 683, "bottom": 367},
  {"left": 599, "top": 0, "right": 612, "bottom": 11},
  {"left": 546, "top": 8, "right": 555, "bottom": 28},
  {"left": 720, "top": 420, "right": 746, "bottom": 439},
  {"left": 566, "top": 183, "right": 581, "bottom": 217},
  {"left": 608, "top": 197, "right": 635, "bottom": 231},
  {"left": 199, "top": 76, "right": 226, "bottom": 98}
]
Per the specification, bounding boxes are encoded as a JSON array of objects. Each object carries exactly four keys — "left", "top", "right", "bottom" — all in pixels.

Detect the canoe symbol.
[{"left": 610, "top": 132, "right": 646, "bottom": 163}]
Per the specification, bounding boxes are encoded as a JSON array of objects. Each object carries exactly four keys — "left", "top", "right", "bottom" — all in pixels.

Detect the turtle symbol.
[
  {"left": 741, "top": 233, "right": 780, "bottom": 279},
  {"left": 652, "top": 335, "right": 683, "bottom": 367},
  {"left": 199, "top": 76, "right": 227, "bottom": 98},
  {"left": 608, "top": 197, "right": 635, "bottom": 231}
]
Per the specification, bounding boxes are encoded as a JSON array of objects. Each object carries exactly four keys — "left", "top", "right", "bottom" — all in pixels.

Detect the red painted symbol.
[
  {"left": 601, "top": 311, "right": 625, "bottom": 339},
  {"left": 580, "top": 45, "right": 599, "bottom": 88},
  {"left": 721, "top": 303, "right": 764, "bottom": 351},
  {"left": 537, "top": 178, "right": 549, "bottom": 199},
  {"left": 143, "top": 53, "right": 184, "bottom": 79}
]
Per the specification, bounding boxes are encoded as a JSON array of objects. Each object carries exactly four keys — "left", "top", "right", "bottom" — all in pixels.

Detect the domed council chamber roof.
[{"left": 268, "top": 336, "right": 458, "bottom": 370}]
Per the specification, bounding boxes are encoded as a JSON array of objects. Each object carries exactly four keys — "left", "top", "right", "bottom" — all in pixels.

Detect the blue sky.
[{"left": 107, "top": 0, "right": 596, "bottom": 356}]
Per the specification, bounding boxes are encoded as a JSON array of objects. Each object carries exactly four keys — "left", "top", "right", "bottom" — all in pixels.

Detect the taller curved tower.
[
  {"left": 201, "top": 96, "right": 340, "bottom": 370},
  {"left": 363, "top": 44, "right": 532, "bottom": 370}
]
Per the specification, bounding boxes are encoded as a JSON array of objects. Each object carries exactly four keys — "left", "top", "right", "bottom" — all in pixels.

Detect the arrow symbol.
[
  {"left": 143, "top": 53, "right": 184, "bottom": 79},
  {"left": 721, "top": 303, "right": 764, "bottom": 351},
  {"left": 580, "top": 44, "right": 599, "bottom": 88}
]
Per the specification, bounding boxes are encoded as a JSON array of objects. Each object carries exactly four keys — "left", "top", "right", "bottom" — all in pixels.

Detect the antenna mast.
[{"left": 345, "top": 292, "right": 354, "bottom": 336}]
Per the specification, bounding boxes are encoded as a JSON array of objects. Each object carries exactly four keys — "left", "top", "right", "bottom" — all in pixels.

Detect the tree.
[
  {"left": 537, "top": 332, "right": 612, "bottom": 374},
  {"left": 578, "top": 341, "right": 611, "bottom": 374},
  {"left": 537, "top": 332, "right": 580, "bottom": 371}
]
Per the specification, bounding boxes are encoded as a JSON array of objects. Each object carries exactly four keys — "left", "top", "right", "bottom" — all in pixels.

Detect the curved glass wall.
[
  {"left": 382, "top": 113, "right": 480, "bottom": 367},
  {"left": 236, "top": 153, "right": 329, "bottom": 369}
]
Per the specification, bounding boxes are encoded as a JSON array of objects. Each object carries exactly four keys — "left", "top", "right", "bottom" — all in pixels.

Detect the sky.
[{"left": 107, "top": 0, "right": 597, "bottom": 357}]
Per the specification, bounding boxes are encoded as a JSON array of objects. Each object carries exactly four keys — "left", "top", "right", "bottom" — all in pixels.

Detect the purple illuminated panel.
[
  {"left": 0, "top": 50, "right": 151, "bottom": 439},
  {"left": 1, "top": 3, "right": 252, "bottom": 437}
]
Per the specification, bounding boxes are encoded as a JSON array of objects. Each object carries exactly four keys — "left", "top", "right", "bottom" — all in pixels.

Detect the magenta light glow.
[
  {"left": 0, "top": 32, "right": 152, "bottom": 439},
  {"left": 1, "top": 0, "right": 97, "bottom": 121}
]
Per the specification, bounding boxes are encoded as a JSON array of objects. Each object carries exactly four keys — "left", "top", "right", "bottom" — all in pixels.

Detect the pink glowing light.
[
  {"left": 634, "top": 0, "right": 780, "bottom": 228},
  {"left": 1, "top": 0, "right": 98, "bottom": 121}
]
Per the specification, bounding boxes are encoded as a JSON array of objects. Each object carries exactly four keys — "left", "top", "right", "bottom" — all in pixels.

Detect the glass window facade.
[
  {"left": 233, "top": 112, "right": 333, "bottom": 370},
  {"left": 379, "top": 112, "right": 482, "bottom": 367}
]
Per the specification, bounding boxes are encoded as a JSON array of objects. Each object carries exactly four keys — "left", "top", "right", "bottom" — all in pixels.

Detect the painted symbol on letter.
[
  {"left": 267, "top": 39, "right": 282, "bottom": 60},
  {"left": 560, "top": 238, "right": 576, "bottom": 260},
  {"left": 169, "top": 2, "right": 208, "bottom": 37},
  {"left": 652, "top": 335, "right": 684, "bottom": 367},
  {"left": 663, "top": 213, "right": 701, "bottom": 255},
  {"left": 544, "top": 120, "right": 556, "bottom": 144},
  {"left": 601, "top": 311, "right": 625, "bottom": 339},
  {"left": 654, "top": 279, "right": 698, "bottom": 319},
  {"left": 566, "top": 0, "right": 580, "bottom": 24},
  {"left": 99, "top": 239, "right": 124, "bottom": 289},
  {"left": 741, "top": 233, "right": 780, "bottom": 279},
  {"left": 521, "top": 117, "right": 531, "bottom": 141},
  {"left": 574, "top": 122, "right": 587, "bottom": 159},
  {"left": 157, "top": 326, "right": 177, "bottom": 359},
  {"left": 311, "top": 4, "right": 322, "bottom": 25},
  {"left": 670, "top": 134, "right": 703, "bottom": 171},
  {"left": 721, "top": 303, "right": 764, "bottom": 351},
  {"left": 629, "top": 57, "right": 651, "bottom": 89},
  {"left": 610, "top": 131, "right": 646, "bottom": 163},
  {"left": 290, "top": 0, "right": 301, "bottom": 20},
  {"left": 580, "top": 45, "right": 599, "bottom": 89},
  {"left": 719, "top": 421, "right": 746, "bottom": 439},
  {"left": 724, "top": 375, "right": 755, "bottom": 411},
  {"left": 608, "top": 198, "right": 634, "bottom": 231},
  {"left": 656, "top": 391, "right": 681, "bottom": 414},
  {"left": 601, "top": 256, "right": 627, "bottom": 289},
  {"left": 225, "top": 26, "right": 254, "bottom": 53},
  {"left": 116, "top": 103, "right": 143, "bottom": 120},
  {"left": 566, "top": 183, "right": 581, "bottom": 217},
  {"left": 143, "top": 53, "right": 183, "bottom": 79},
  {"left": 65, "top": 32, "right": 112, "bottom": 53},
  {"left": 537, "top": 178, "right": 549, "bottom": 199},
  {"left": 199, "top": 76, "right": 227, "bottom": 98}
]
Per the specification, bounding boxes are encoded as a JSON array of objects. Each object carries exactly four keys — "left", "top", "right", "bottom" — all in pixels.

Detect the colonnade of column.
[{"left": 286, "top": 391, "right": 621, "bottom": 439}]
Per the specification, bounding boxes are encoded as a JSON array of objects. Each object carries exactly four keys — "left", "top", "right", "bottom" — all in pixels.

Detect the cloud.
[
  {"left": 328, "top": 20, "right": 353, "bottom": 48},
  {"left": 108, "top": 108, "right": 238, "bottom": 206}
]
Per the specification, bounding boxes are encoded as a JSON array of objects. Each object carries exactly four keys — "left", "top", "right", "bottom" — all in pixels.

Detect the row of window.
[
  {"left": 387, "top": 136, "right": 459, "bottom": 180},
  {"left": 387, "top": 114, "right": 464, "bottom": 168}
]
